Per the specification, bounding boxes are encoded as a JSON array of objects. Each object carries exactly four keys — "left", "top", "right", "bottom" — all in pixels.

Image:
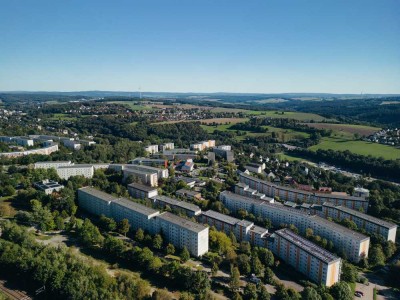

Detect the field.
[
  {"left": 305, "top": 123, "right": 380, "bottom": 136},
  {"left": 309, "top": 137, "right": 400, "bottom": 160},
  {"left": 108, "top": 101, "right": 154, "bottom": 110},
  {"left": 244, "top": 110, "right": 331, "bottom": 122},
  {"left": 156, "top": 117, "right": 248, "bottom": 126}
]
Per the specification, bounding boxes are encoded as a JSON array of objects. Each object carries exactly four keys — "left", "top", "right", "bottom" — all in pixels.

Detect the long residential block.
[
  {"left": 220, "top": 191, "right": 370, "bottom": 262},
  {"left": 78, "top": 187, "right": 208, "bottom": 256},
  {"left": 270, "top": 229, "right": 341, "bottom": 287},
  {"left": 151, "top": 195, "right": 202, "bottom": 217},
  {"left": 239, "top": 173, "right": 369, "bottom": 212},
  {"left": 320, "top": 202, "right": 397, "bottom": 242}
]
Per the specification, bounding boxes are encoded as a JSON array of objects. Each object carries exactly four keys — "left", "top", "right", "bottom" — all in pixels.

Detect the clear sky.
[{"left": 0, "top": 0, "right": 399, "bottom": 94}]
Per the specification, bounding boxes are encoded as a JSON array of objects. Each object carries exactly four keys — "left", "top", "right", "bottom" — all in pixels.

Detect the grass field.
[
  {"left": 157, "top": 117, "right": 248, "bottom": 126},
  {"left": 108, "top": 101, "right": 154, "bottom": 111},
  {"left": 305, "top": 123, "right": 380, "bottom": 136},
  {"left": 246, "top": 110, "right": 331, "bottom": 122},
  {"left": 309, "top": 137, "right": 400, "bottom": 160}
]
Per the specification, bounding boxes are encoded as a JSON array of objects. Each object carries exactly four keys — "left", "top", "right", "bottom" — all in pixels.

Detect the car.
[
  {"left": 356, "top": 291, "right": 364, "bottom": 296},
  {"left": 354, "top": 292, "right": 362, "bottom": 298}
]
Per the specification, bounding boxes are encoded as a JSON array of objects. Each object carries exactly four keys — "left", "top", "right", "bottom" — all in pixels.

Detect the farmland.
[
  {"left": 309, "top": 137, "right": 400, "bottom": 160},
  {"left": 156, "top": 117, "right": 248, "bottom": 126},
  {"left": 305, "top": 123, "right": 380, "bottom": 136},
  {"left": 107, "top": 101, "right": 154, "bottom": 111}
]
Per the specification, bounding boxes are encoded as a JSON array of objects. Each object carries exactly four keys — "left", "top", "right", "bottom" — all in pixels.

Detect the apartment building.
[
  {"left": 245, "top": 163, "right": 266, "bottom": 174},
  {"left": 63, "top": 139, "right": 81, "bottom": 150},
  {"left": 221, "top": 191, "right": 369, "bottom": 262},
  {"left": 125, "top": 164, "right": 169, "bottom": 179},
  {"left": 151, "top": 195, "right": 201, "bottom": 217},
  {"left": 128, "top": 182, "right": 158, "bottom": 199},
  {"left": 78, "top": 187, "right": 208, "bottom": 257},
  {"left": 123, "top": 168, "right": 158, "bottom": 187},
  {"left": 190, "top": 140, "right": 216, "bottom": 151},
  {"left": 234, "top": 183, "right": 275, "bottom": 202},
  {"left": 154, "top": 212, "right": 209, "bottom": 257},
  {"left": 159, "top": 142, "right": 174, "bottom": 151},
  {"left": 130, "top": 157, "right": 168, "bottom": 168},
  {"left": 0, "top": 144, "right": 59, "bottom": 158},
  {"left": 34, "top": 161, "right": 72, "bottom": 169},
  {"left": 57, "top": 164, "right": 95, "bottom": 180},
  {"left": 212, "top": 146, "right": 235, "bottom": 162},
  {"left": 320, "top": 202, "right": 397, "bottom": 242},
  {"left": 239, "top": 173, "right": 369, "bottom": 212},
  {"left": 34, "top": 180, "right": 64, "bottom": 195},
  {"left": 270, "top": 229, "right": 341, "bottom": 287},
  {"left": 176, "top": 189, "right": 202, "bottom": 200},
  {"left": 144, "top": 144, "right": 159, "bottom": 154},
  {"left": 199, "top": 210, "right": 269, "bottom": 247},
  {"left": 0, "top": 136, "right": 34, "bottom": 147}
]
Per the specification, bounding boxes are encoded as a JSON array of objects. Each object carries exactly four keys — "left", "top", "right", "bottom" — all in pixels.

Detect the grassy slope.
[{"left": 309, "top": 137, "right": 400, "bottom": 160}]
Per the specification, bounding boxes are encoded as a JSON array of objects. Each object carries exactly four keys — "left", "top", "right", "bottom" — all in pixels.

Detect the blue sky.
[{"left": 0, "top": 0, "right": 399, "bottom": 93}]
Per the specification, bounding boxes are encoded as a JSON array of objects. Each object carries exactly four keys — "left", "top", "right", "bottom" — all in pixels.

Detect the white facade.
[
  {"left": 320, "top": 202, "right": 397, "bottom": 242},
  {"left": 221, "top": 191, "right": 370, "bottom": 263},
  {"left": 145, "top": 144, "right": 159, "bottom": 154},
  {"left": 190, "top": 140, "right": 216, "bottom": 151},
  {"left": 270, "top": 229, "right": 341, "bottom": 287},
  {"left": 34, "top": 161, "right": 72, "bottom": 169},
  {"left": 123, "top": 168, "right": 158, "bottom": 187},
  {"left": 57, "top": 164, "right": 94, "bottom": 180},
  {"left": 128, "top": 182, "right": 159, "bottom": 199},
  {"left": 125, "top": 164, "right": 169, "bottom": 179}
]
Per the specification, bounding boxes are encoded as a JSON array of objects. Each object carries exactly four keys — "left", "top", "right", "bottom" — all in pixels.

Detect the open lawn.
[
  {"left": 156, "top": 117, "right": 248, "bottom": 126},
  {"left": 305, "top": 123, "right": 380, "bottom": 136},
  {"left": 309, "top": 137, "right": 400, "bottom": 160},
  {"left": 246, "top": 110, "right": 331, "bottom": 122}
]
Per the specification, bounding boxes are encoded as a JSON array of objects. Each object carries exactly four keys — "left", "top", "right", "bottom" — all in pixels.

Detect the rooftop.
[
  {"left": 275, "top": 229, "right": 340, "bottom": 264},
  {"left": 114, "top": 197, "right": 159, "bottom": 216},
  {"left": 220, "top": 191, "right": 268, "bottom": 205},
  {"left": 78, "top": 187, "right": 118, "bottom": 203},
  {"left": 323, "top": 202, "right": 397, "bottom": 229},
  {"left": 58, "top": 164, "right": 94, "bottom": 168},
  {"left": 152, "top": 195, "right": 201, "bottom": 213},
  {"left": 124, "top": 168, "right": 157, "bottom": 176},
  {"left": 236, "top": 219, "right": 254, "bottom": 228},
  {"left": 250, "top": 225, "right": 269, "bottom": 235},
  {"left": 128, "top": 182, "right": 158, "bottom": 192},
  {"left": 157, "top": 212, "right": 207, "bottom": 233},
  {"left": 202, "top": 210, "right": 241, "bottom": 226}
]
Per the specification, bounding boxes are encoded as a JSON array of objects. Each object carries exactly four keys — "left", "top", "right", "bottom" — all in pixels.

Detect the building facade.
[{"left": 128, "top": 182, "right": 159, "bottom": 199}]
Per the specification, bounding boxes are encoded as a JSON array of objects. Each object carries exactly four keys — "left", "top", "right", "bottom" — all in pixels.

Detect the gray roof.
[
  {"left": 152, "top": 195, "right": 201, "bottom": 213},
  {"left": 78, "top": 187, "right": 117, "bottom": 203},
  {"left": 157, "top": 212, "right": 207, "bottom": 233},
  {"left": 128, "top": 182, "right": 158, "bottom": 192},
  {"left": 124, "top": 168, "right": 157, "bottom": 176},
  {"left": 176, "top": 189, "right": 201, "bottom": 197},
  {"left": 323, "top": 202, "right": 397, "bottom": 229},
  {"left": 114, "top": 197, "right": 159, "bottom": 216},
  {"left": 236, "top": 219, "right": 254, "bottom": 228},
  {"left": 58, "top": 164, "right": 93, "bottom": 168},
  {"left": 275, "top": 229, "right": 340, "bottom": 264},
  {"left": 220, "top": 191, "right": 266, "bottom": 205},
  {"left": 202, "top": 210, "right": 240, "bottom": 226},
  {"left": 250, "top": 225, "right": 269, "bottom": 235}
]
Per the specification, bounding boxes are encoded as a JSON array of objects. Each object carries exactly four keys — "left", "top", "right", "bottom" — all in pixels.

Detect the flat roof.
[
  {"left": 114, "top": 197, "right": 159, "bottom": 216},
  {"left": 78, "top": 187, "right": 117, "bottom": 203},
  {"left": 126, "top": 164, "right": 164, "bottom": 172},
  {"left": 152, "top": 195, "right": 201, "bottom": 213},
  {"left": 251, "top": 225, "right": 269, "bottom": 235},
  {"left": 176, "top": 189, "right": 201, "bottom": 196},
  {"left": 35, "top": 160, "right": 71, "bottom": 164},
  {"left": 202, "top": 210, "right": 240, "bottom": 226},
  {"left": 124, "top": 168, "right": 157, "bottom": 175},
  {"left": 128, "top": 182, "right": 158, "bottom": 192},
  {"left": 220, "top": 191, "right": 267, "bottom": 205},
  {"left": 158, "top": 212, "right": 207, "bottom": 233},
  {"left": 323, "top": 202, "right": 397, "bottom": 229},
  {"left": 236, "top": 219, "right": 254, "bottom": 228},
  {"left": 275, "top": 229, "right": 340, "bottom": 264},
  {"left": 58, "top": 164, "right": 93, "bottom": 168}
]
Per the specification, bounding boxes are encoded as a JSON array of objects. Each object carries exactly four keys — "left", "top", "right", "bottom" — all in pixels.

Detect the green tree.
[
  {"left": 263, "top": 267, "right": 275, "bottom": 284},
  {"left": 55, "top": 216, "right": 65, "bottom": 230},
  {"left": 229, "top": 265, "right": 241, "bottom": 291},
  {"left": 330, "top": 282, "right": 352, "bottom": 300},
  {"left": 180, "top": 246, "right": 190, "bottom": 262},
  {"left": 153, "top": 234, "right": 163, "bottom": 250},
  {"left": 135, "top": 228, "right": 145, "bottom": 242},
  {"left": 152, "top": 288, "right": 173, "bottom": 300},
  {"left": 211, "top": 262, "right": 219, "bottom": 276},
  {"left": 118, "top": 218, "right": 130, "bottom": 236},
  {"left": 341, "top": 261, "right": 357, "bottom": 283},
  {"left": 258, "top": 284, "right": 270, "bottom": 300},
  {"left": 301, "top": 287, "right": 322, "bottom": 300},
  {"left": 243, "top": 283, "right": 258, "bottom": 300},
  {"left": 166, "top": 243, "right": 175, "bottom": 255},
  {"left": 99, "top": 215, "right": 117, "bottom": 232},
  {"left": 369, "top": 245, "right": 386, "bottom": 267},
  {"left": 251, "top": 254, "right": 264, "bottom": 277}
]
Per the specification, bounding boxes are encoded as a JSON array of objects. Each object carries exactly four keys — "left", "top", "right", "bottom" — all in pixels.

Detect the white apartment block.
[
  {"left": 239, "top": 173, "right": 369, "bottom": 212},
  {"left": 270, "top": 229, "right": 341, "bottom": 287},
  {"left": 57, "top": 164, "right": 94, "bottom": 180},
  {"left": 154, "top": 212, "right": 209, "bottom": 256},
  {"left": 0, "top": 144, "right": 59, "bottom": 158},
  {"left": 130, "top": 157, "right": 168, "bottom": 168},
  {"left": 221, "top": 191, "right": 369, "bottom": 262},
  {"left": 123, "top": 168, "right": 158, "bottom": 187},
  {"left": 63, "top": 139, "right": 81, "bottom": 150},
  {"left": 190, "top": 140, "right": 216, "bottom": 151},
  {"left": 34, "top": 161, "right": 72, "bottom": 169},
  {"left": 159, "top": 142, "right": 174, "bottom": 151},
  {"left": 234, "top": 183, "right": 275, "bottom": 202},
  {"left": 151, "top": 195, "right": 202, "bottom": 217},
  {"left": 0, "top": 136, "right": 34, "bottom": 147},
  {"left": 78, "top": 187, "right": 208, "bottom": 257},
  {"left": 128, "top": 182, "right": 159, "bottom": 199},
  {"left": 34, "top": 180, "right": 64, "bottom": 195},
  {"left": 320, "top": 202, "right": 397, "bottom": 242},
  {"left": 200, "top": 210, "right": 269, "bottom": 248},
  {"left": 145, "top": 144, "right": 159, "bottom": 154},
  {"left": 125, "top": 164, "right": 169, "bottom": 179},
  {"left": 245, "top": 163, "right": 265, "bottom": 174}
]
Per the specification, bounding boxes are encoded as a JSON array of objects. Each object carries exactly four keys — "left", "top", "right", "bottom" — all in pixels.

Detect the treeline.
[
  {"left": 0, "top": 221, "right": 152, "bottom": 300},
  {"left": 289, "top": 148, "right": 400, "bottom": 180}
]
